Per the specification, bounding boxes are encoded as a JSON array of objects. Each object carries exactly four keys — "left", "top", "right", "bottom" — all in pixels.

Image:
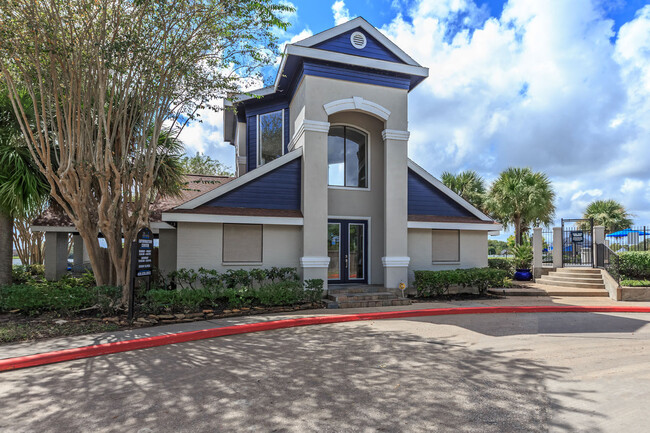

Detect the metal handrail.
[{"left": 596, "top": 243, "right": 620, "bottom": 283}]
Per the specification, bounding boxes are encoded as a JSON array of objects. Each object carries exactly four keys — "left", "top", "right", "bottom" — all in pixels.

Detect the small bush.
[
  {"left": 255, "top": 281, "right": 303, "bottom": 306},
  {"left": 619, "top": 252, "right": 650, "bottom": 280},
  {"left": 621, "top": 279, "right": 650, "bottom": 287},
  {"left": 413, "top": 268, "right": 508, "bottom": 297},
  {"left": 488, "top": 258, "right": 515, "bottom": 275}
]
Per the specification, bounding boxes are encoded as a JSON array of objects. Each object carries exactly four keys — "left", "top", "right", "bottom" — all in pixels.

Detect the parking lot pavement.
[{"left": 1, "top": 311, "right": 650, "bottom": 432}]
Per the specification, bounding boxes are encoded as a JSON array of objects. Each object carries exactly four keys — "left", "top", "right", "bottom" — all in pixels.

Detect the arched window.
[{"left": 327, "top": 126, "right": 367, "bottom": 188}]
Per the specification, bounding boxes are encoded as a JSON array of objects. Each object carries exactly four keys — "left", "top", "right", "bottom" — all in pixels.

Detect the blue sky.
[{"left": 178, "top": 0, "right": 650, "bottom": 239}]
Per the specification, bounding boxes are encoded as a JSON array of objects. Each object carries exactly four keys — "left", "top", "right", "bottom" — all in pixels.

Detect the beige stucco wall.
[
  {"left": 407, "top": 228, "right": 489, "bottom": 282},
  {"left": 301, "top": 75, "right": 408, "bottom": 129},
  {"left": 176, "top": 222, "right": 302, "bottom": 272},
  {"left": 158, "top": 228, "right": 178, "bottom": 276},
  {"left": 327, "top": 111, "right": 385, "bottom": 285}
]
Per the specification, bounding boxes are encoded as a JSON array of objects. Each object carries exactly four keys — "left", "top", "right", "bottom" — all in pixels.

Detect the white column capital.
[
  {"left": 382, "top": 256, "right": 410, "bottom": 267},
  {"left": 289, "top": 119, "right": 331, "bottom": 151},
  {"left": 382, "top": 129, "right": 410, "bottom": 141},
  {"left": 300, "top": 256, "right": 331, "bottom": 268}
]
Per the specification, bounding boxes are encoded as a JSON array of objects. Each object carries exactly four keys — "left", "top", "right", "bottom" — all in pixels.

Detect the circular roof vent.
[{"left": 350, "top": 31, "right": 367, "bottom": 49}]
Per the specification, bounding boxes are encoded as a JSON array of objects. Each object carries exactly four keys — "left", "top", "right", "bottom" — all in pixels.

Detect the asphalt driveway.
[{"left": 2, "top": 312, "right": 650, "bottom": 432}]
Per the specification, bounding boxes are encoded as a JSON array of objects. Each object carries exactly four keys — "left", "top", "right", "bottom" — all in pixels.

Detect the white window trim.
[
  {"left": 327, "top": 123, "right": 371, "bottom": 191},
  {"left": 257, "top": 110, "right": 285, "bottom": 168}
]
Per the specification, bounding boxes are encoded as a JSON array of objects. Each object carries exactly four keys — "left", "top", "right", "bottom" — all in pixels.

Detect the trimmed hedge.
[
  {"left": 414, "top": 268, "right": 508, "bottom": 297},
  {"left": 619, "top": 252, "right": 650, "bottom": 280},
  {"left": 620, "top": 279, "right": 650, "bottom": 287},
  {"left": 488, "top": 258, "right": 515, "bottom": 275},
  {"left": 0, "top": 283, "right": 121, "bottom": 316}
]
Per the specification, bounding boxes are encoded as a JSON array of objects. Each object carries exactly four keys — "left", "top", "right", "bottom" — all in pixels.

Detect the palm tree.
[
  {"left": 486, "top": 167, "right": 556, "bottom": 245},
  {"left": 582, "top": 199, "right": 633, "bottom": 231},
  {"left": 0, "top": 85, "right": 50, "bottom": 285},
  {"left": 441, "top": 170, "right": 486, "bottom": 211}
]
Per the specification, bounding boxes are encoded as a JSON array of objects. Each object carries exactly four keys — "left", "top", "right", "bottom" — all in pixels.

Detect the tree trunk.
[
  {"left": 0, "top": 211, "right": 14, "bottom": 286},
  {"left": 514, "top": 216, "right": 522, "bottom": 246}
]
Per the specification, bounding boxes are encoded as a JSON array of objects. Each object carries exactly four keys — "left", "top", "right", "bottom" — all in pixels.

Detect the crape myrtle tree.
[{"left": 0, "top": 0, "right": 292, "bottom": 300}]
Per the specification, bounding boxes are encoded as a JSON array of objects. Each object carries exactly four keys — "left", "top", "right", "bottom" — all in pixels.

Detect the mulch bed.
[{"left": 0, "top": 302, "right": 325, "bottom": 345}]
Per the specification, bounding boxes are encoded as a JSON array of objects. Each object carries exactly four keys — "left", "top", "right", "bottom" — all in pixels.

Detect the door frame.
[{"left": 327, "top": 217, "right": 371, "bottom": 284}]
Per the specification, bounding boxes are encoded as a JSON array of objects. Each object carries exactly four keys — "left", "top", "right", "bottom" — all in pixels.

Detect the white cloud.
[
  {"left": 332, "top": 0, "right": 355, "bottom": 26},
  {"left": 379, "top": 0, "right": 650, "bottom": 226}
]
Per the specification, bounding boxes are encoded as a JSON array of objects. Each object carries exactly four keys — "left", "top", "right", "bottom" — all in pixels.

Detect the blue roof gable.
[
  {"left": 314, "top": 27, "right": 405, "bottom": 64},
  {"left": 205, "top": 158, "right": 301, "bottom": 210},
  {"left": 408, "top": 169, "right": 475, "bottom": 217}
]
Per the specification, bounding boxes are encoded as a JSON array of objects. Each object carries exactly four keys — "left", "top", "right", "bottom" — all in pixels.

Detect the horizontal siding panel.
[
  {"left": 303, "top": 61, "right": 410, "bottom": 90},
  {"left": 408, "top": 169, "right": 474, "bottom": 217},
  {"left": 314, "top": 28, "right": 405, "bottom": 64},
  {"left": 205, "top": 158, "right": 301, "bottom": 210}
]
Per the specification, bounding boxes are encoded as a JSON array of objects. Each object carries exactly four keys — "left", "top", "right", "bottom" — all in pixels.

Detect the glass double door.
[{"left": 327, "top": 219, "right": 368, "bottom": 284}]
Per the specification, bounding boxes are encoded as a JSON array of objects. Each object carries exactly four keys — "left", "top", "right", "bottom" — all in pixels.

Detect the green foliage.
[
  {"left": 512, "top": 242, "right": 533, "bottom": 269},
  {"left": 486, "top": 167, "right": 555, "bottom": 244},
  {"left": 413, "top": 268, "right": 508, "bottom": 297},
  {"left": 441, "top": 170, "right": 486, "bottom": 211},
  {"left": 304, "top": 278, "right": 324, "bottom": 302},
  {"left": 620, "top": 279, "right": 650, "bottom": 287},
  {"left": 488, "top": 258, "right": 515, "bottom": 275},
  {"left": 618, "top": 252, "right": 650, "bottom": 280},
  {"left": 180, "top": 152, "right": 233, "bottom": 176},
  {"left": 582, "top": 199, "right": 633, "bottom": 232},
  {"left": 11, "top": 264, "right": 45, "bottom": 284},
  {"left": 488, "top": 239, "right": 509, "bottom": 256},
  {"left": 255, "top": 281, "right": 303, "bottom": 306},
  {"left": 0, "top": 282, "right": 121, "bottom": 316}
]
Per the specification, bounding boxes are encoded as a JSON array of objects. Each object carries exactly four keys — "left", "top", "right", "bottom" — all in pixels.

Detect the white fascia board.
[
  {"left": 292, "top": 17, "right": 421, "bottom": 67},
  {"left": 30, "top": 225, "right": 75, "bottom": 233},
  {"left": 407, "top": 159, "right": 493, "bottom": 222},
  {"left": 408, "top": 221, "right": 502, "bottom": 231},
  {"left": 176, "top": 147, "right": 303, "bottom": 209},
  {"left": 162, "top": 212, "right": 303, "bottom": 226},
  {"left": 285, "top": 45, "right": 429, "bottom": 78},
  {"left": 151, "top": 222, "right": 175, "bottom": 230},
  {"left": 231, "top": 86, "right": 277, "bottom": 104}
]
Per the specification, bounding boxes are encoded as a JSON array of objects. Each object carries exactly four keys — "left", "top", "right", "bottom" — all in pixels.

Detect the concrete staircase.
[
  {"left": 536, "top": 268, "right": 608, "bottom": 297},
  {"left": 325, "top": 285, "right": 411, "bottom": 309}
]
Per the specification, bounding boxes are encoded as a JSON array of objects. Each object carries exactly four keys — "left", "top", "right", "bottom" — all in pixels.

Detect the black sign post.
[{"left": 128, "top": 227, "right": 153, "bottom": 321}]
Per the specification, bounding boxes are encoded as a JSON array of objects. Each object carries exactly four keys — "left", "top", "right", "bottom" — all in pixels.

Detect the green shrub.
[
  {"left": 619, "top": 252, "right": 650, "bottom": 280},
  {"left": 145, "top": 289, "right": 179, "bottom": 314},
  {"left": 512, "top": 242, "right": 533, "bottom": 269},
  {"left": 488, "top": 258, "right": 515, "bottom": 274},
  {"left": 304, "top": 278, "right": 324, "bottom": 303},
  {"left": 621, "top": 279, "right": 650, "bottom": 287},
  {"left": 178, "top": 288, "right": 212, "bottom": 310},
  {"left": 413, "top": 268, "right": 508, "bottom": 297},
  {"left": 0, "top": 283, "right": 121, "bottom": 316},
  {"left": 255, "top": 281, "right": 303, "bottom": 306}
]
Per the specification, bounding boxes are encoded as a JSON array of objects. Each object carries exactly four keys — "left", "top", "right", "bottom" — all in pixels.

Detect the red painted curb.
[{"left": 2, "top": 305, "right": 650, "bottom": 372}]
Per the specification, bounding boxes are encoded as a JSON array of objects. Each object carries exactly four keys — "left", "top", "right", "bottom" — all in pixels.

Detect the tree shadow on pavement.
[{"left": 0, "top": 320, "right": 609, "bottom": 433}]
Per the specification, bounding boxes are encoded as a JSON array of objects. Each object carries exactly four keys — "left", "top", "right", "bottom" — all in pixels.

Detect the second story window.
[
  {"left": 258, "top": 110, "right": 284, "bottom": 166},
  {"left": 328, "top": 125, "right": 367, "bottom": 188}
]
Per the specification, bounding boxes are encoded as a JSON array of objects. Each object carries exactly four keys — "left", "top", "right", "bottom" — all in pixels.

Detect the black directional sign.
[
  {"left": 571, "top": 231, "right": 584, "bottom": 243},
  {"left": 135, "top": 227, "right": 153, "bottom": 277}
]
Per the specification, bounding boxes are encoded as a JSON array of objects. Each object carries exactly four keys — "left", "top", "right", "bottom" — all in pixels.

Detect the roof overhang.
[
  {"left": 162, "top": 212, "right": 303, "bottom": 226},
  {"left": 408, "top": 221, "right": 502, "bottom": 232}
]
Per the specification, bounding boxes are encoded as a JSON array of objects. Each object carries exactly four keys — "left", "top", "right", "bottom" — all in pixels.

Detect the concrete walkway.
[{"left": 2, "top": 295, "right": 649, "bottom": 360}]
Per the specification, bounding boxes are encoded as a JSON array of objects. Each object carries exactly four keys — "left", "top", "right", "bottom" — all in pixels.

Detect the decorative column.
[
  {"left": 532, "top": 227, "right": 543, "bottom": 279},
  {"left": 593, "top": 226, "right": 605, "bottom": 267},
  {"left": 44, "top": 232, "right": 68, "bottom": 281},
  {"left": 382, "top": 129, "right": 410, "bottom": 289},
  {"left": 297, "top": 120, "right": 331, "bottom": 289},
  {"left": 552, "top": 226, "right": 562, "bottom": 269}
]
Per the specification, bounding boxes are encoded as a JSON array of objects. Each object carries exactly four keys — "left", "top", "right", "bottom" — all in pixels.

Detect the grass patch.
[
  {"left": 0, "top": 320, "right": 120, "bottom": 344},
  {"left": 621, "top": 279, "right": 650, "bottom": 287}
]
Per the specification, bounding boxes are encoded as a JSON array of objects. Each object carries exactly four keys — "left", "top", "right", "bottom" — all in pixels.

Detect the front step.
[
  {"left": 537, "top": 278, "right": 605, "bottom": 289},
  {"left": 326, "top": 285, "right": 411, "bottom": 309},
  {"left": 536, "top": 268, "right": 608, "bottom": 295}
]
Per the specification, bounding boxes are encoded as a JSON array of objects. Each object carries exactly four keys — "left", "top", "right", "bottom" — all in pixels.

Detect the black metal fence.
[
  {"left": 562, "top": 218, "right": 594, "bottom": 267},
  {"left": 596, "top": 243, "right": 620, "bottom": 283},
  {"left": 604, "top": 226, "right": 649, "bottom": 252},
  {"left": 542, "top": 228, "right": 553, "bottom": 266}
]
